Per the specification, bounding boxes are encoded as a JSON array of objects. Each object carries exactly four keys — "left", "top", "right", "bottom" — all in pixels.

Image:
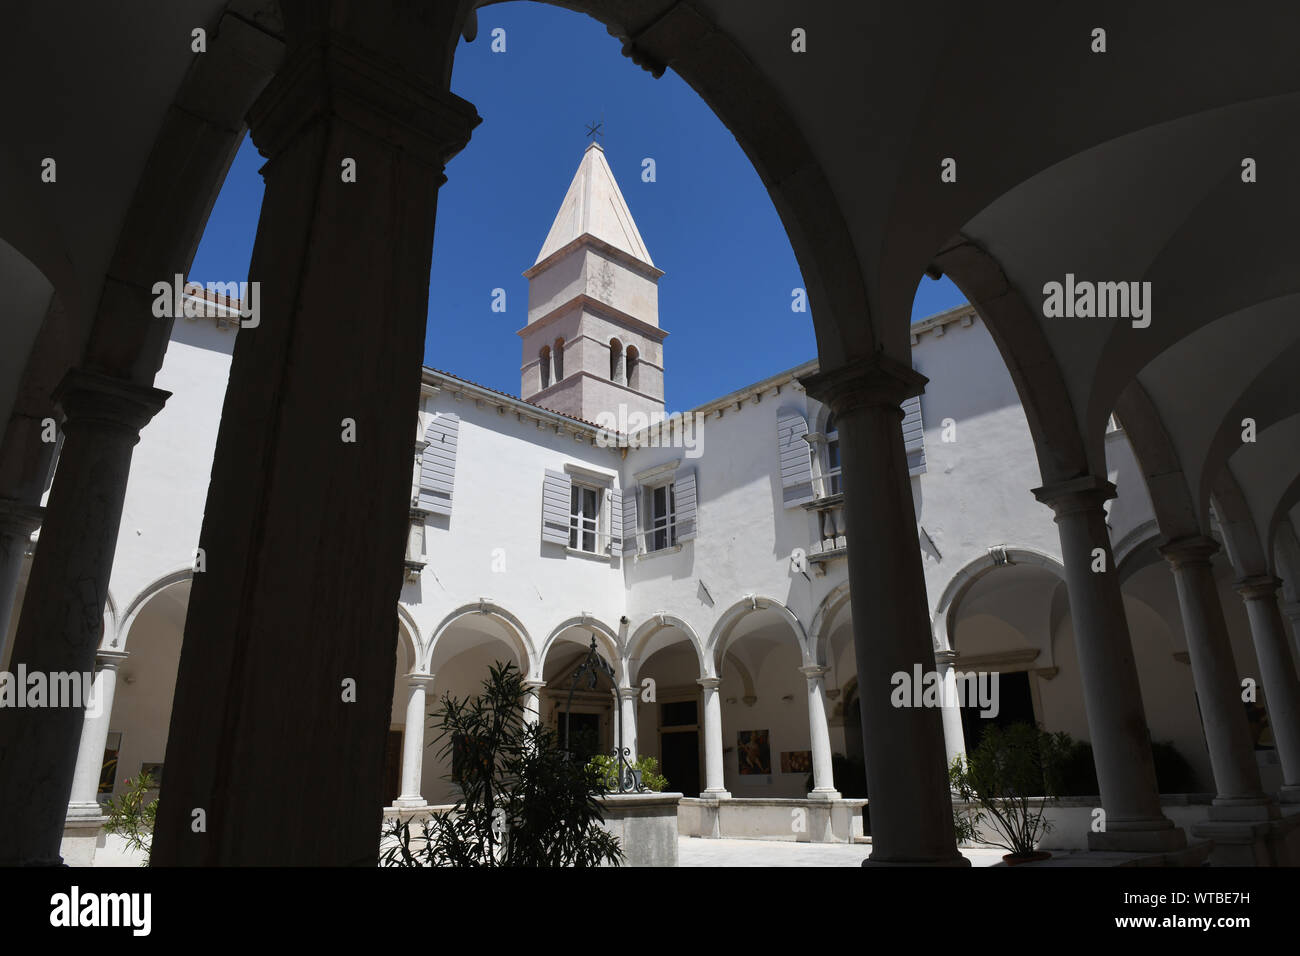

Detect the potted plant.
[{"left": 950, "top": 723, "right": 1069, "bottom": 864}]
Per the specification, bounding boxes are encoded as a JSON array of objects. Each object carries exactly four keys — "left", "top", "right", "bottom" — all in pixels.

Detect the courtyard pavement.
[{"left": 677, "top": 836, "right": 1007, "bottom": 867}]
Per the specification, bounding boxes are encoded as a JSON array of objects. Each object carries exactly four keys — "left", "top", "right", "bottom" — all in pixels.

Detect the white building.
[{"left": 6, "top": 143, "right": 1288, "bottom": 864}]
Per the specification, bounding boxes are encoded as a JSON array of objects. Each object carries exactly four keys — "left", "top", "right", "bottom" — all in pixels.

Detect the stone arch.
[
  {"left": 720, "top": 650, "right": 757, "bottom": 705},
  {"left": 810, "top": 581, "right": 852, "bottom": 667},
  {"left": 538, "top": 615, "right": 622, "bottom": 684},
  {"left": 626, "top": 613, "right": 706, "bottom": 682},
  {"left": 932, "top": 235, "right": 1088, "bottom": 485},
  {"left": 111, "top": 568, "right": 193, "bottom": 652},
  {"left": 931, "top": 547, "right": 1066, "bottom": 654},
  {"left": 396, "top": 605, "right": 422, "bottom": 675},
  {"left": 1115, "top": 521, "right": 1165, "bottom": 588},
  {"left": 426, "top": 601, "right": 532, "bottom": 677},
  {"left": 707, "top": 595, "right": 810, "bottom": 673},
  {"left": 1211, "top": 471, "right": 1269, "bottom": 577}
]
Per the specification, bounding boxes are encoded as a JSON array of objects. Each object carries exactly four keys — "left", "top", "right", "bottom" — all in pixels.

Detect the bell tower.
[{"left": 520, "top": 142, "right": 666, "bottom": 424}]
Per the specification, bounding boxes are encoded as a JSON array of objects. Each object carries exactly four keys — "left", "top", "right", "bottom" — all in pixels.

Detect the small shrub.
[{"left": 102, "top": 771, "right": 158, "bottom": 866}]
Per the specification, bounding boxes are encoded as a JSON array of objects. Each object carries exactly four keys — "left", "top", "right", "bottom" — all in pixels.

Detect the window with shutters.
[
  {"left": 569, "top": 482, "right": 602, "bottom": 553},
  {"left": 645, "top": 480, "right": 677, "bottom": 552},
  {"left": 823, "top": 413, "right": 842, "bottom": 497}
]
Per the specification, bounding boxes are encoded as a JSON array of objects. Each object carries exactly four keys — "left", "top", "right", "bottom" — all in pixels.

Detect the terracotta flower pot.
[{"left": 1002, "top": 850, "right": 1052, "bottom": 865}]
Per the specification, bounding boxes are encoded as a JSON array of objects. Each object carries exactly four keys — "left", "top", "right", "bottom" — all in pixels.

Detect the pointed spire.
[{"left": 533, "top": 142, "right": 654, "bottom": 268}]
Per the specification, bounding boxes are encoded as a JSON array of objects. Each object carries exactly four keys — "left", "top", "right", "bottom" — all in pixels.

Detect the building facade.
[{"left": 3, "top": 144, "right": 1289, "bottom": 864}]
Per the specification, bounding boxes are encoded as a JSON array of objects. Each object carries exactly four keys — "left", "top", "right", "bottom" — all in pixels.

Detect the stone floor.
[{"left": 677, "top": 836, "right": 1007, "bottom": 867}]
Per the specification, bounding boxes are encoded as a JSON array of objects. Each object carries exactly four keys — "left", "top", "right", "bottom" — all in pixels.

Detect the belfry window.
[
  {"left": 626, "top": 346, "right": 640, "bottom": 390},
  {"left": 610, "top": 339, "right": 624, "bottom": 382},
  {"left": 553, "top": 338, "right": 565, "bottom": 380},
  {"left": 539, "top": 346, "right": 552, "bottom": 389}
]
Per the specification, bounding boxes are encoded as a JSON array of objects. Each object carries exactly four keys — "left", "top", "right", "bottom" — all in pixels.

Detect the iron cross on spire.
[{"left": 585, "top": 119, "right": 604, "bottom": 142}]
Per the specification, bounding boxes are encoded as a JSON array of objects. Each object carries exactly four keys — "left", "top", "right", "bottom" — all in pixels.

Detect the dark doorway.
[
  {"left": 661, "top": 731, "right": 701, "bottom": 797},
  {"left": 561, "top": 711, "right": 601, "bottom": 765},
  {"left": 959, "top": 670, "right": 1035, "bottom": 752}
]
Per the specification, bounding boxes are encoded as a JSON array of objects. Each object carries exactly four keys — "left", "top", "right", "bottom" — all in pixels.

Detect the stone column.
[
  {"left": 0, "top": 370, "right": 167, "bottom": 866},
  {"left": 393, "top": 673, "right": 435, "bottom": 809},
  {"left": 65, "top": 650, "right": 130, "bottom": 819},
  {"left": 149, "top": 23, "right": 480, "bottom": 865},
  {"left": 0, "top": 498, "right": 42, "bottom": 666},
  {"left": 522, "top": 679, "right": 545, "bottom": 728},
  {"left": 1283, "top": 601, "right": 1300, "bottom": 659},
  {"left": 934, "top": 650, "right": 967, "bottom": 772},
  {"left": 800, "top": 665, "right": 840, "bottom": 798},
  {"left": 617, "top": 686, "right": 639, "bottom": 763},
  {"left": 1032, "top": 476, "right": 1185, "bottom": 852},
  {"left": 1235, "top": 576, "right": 1300, "bottom": 802},
  {"left": 1159, "top": 537, "right": 1275, "bottom": 819},
  {"left": 801, "top": 354, "right": 965, "bottom": 865},
  {"left": 698, "top": 677, "right": 730, "bottom": 798}
]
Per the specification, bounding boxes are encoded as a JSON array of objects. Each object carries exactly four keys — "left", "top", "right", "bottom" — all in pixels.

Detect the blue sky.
[{"left": 190, "top": 2, "right": 965, "bottom": 412}]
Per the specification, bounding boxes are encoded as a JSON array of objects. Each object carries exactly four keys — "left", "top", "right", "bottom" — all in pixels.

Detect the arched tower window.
[
  {"left": 626, "top": 346, "right": 640, "bottom": 390},
  {"left": 553, "top": 337, "right": 565, "bottom": 380},
  {"left": 539, "top": 346, "right": 552, "bottom": 389},
  {"left": 610, "top": 339, "right": 624, "bottom": 382}
]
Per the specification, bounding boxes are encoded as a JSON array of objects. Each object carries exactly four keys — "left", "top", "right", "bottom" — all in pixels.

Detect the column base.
[
  {"left": 1087, "top": 817, "right": 1187, "bottom": 853},
  {"left": 391, "top": 796, "right": 428, "bottom": 809},
  {"left": 1209, "top": 795, "right": 1280, "bottom": 822},
  {"left": 699, "top": 789, "right": 731, "bottom": 800},
  {"left": 65, "top": 801, "right": 109, "bottom": 822},
  {"left": 807, "top": 788, "right": 842, "bottom": 801}
]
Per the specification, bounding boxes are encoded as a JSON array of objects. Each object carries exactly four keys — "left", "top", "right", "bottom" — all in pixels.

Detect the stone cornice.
[
  {"left": 909, "top": 305, "right": 978, "bottom": 344},
  {"left": 523, "top": 232, "right": 664, "bottom": 281},
  {"left": 518, "top": 293, "right": 668, "bottom": 343}
]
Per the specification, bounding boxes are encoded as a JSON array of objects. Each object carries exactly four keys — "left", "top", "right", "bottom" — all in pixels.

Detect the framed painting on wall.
[{"left": 737, "top": 729, "right": 771, "bottom": 775}]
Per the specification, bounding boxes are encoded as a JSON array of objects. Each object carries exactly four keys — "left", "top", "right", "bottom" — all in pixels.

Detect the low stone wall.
[
  {"left": 678, "top": 796, "right": 867, "bottom": 843},
  {"left": 597, "top": 792, "right": 682, "bottom": 866},
  {"left": 381, "top": 796, "right": 682, "bottom": 867}
]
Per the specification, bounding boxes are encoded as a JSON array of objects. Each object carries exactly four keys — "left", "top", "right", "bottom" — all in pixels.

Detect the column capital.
[
  {"left": 616, "top": 685, "right": 639, "bottom": 701},
  {"left": 1030, "top": 475, "right": 1116, "bottom": 517},
  {"left": 248, "top": 31, "right": 481, "bottom": 171},
  {"left": 798, "top": 353, "right": 927, "bottom": 418},
  {"left": 934, "top": 649, "right": 959, "bottom": 667},
  {"left": 1235, "top": 575, "right": 1282, "bottom": 601},
  {"left": 53, "top": 368, "right": 170, "bottom": 438},
  {"left": 697, "top": 677, "right": 722, "bottom": 690},
  {"left": 1282, "top": 601, "right": 1300, "bottom": 622},
  {"left": 522, "top": 679, "right": 546, "bottom": 692},
  {"left": 95, "top": 649, "right": 130, "bottom": 668},
  {"left": 0, "top": 498, "right": 43, "bottom": 538},
  {"left": 1157, "top": 534, "right": 1220, "bottom": 570},
  {"left": 798, "top": 664, "right": 829, "bottom": 680},
  {"left": 404, "top": 672, "right": 436, "bottom": 688}
]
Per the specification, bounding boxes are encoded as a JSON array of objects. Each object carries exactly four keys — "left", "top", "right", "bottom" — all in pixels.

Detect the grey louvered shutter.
[
  {"left": 621, "top": 485, "right": 639, "bottom": 555},
  {"left": 901, "top": 395, "right": 926, "bottom": 476},
  {"left": 541, "top": 469, "right": 572, "bottom": 546},
  {"left": 675, "top": 467, "right": 698, "bottom": 542},
  {"left": 419, "top": 413, "right": 459, "bottom": 516},
  {"left": 609, "top": 488, "right": 623, "bottom": 554},
  {"left": 777, "top": 409, "right": 815, "bottom": 507}
]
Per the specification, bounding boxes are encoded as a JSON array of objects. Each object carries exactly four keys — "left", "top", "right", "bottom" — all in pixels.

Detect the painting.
[
  {"left": 780, "top": 750, "right": 812, "bottom": 774},
  {"left": 736, "top": 729, "right": 771, "bottom": 775}
]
